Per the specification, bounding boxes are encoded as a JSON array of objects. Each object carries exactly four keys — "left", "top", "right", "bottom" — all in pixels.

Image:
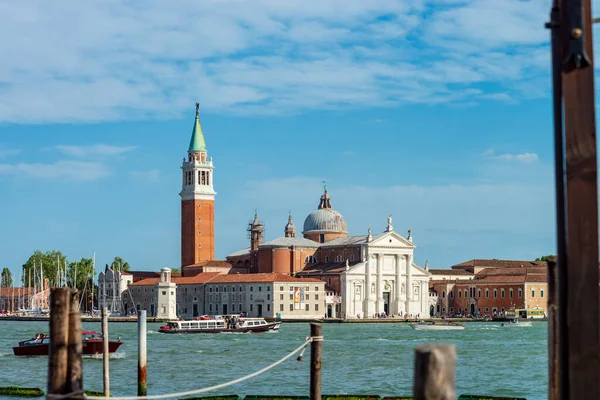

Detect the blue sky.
[{"left": 0, "top": 0, "right": 572, "bottom": 279}]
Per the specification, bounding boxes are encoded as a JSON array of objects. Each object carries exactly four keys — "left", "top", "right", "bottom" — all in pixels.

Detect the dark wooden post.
[
  {"left": 547, "top": 258, "right": 558, "bottom": 400},
  {"left": 102, "top": 307, "right": 110, "bottom": 397},
  {"left": 556, "top": 0, "right": 600, "bottom": 398},
  {"left": 413, "top": 343, "right": 456, "bottom": 400},
  {"left": 48, "top": 288, "right": 71, "bottom": 396},
  {"left": 138, "top": 310, "right": 147, "bottom": 396},
  {"left": 310, "top": 322, "right": 322, "bottom": 400},
  {"left": 67, "top": 289, "right": 83, "bottom": 394}
]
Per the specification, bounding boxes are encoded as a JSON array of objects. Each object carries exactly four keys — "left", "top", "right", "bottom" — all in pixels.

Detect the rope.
[{"left": 48, "top": 337, "right": 314, "bottom": 400}]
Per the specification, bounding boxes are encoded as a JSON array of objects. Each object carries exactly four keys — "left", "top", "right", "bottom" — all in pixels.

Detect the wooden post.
[
  {"left": 557, "top": 0, "right": 600, "bottom": 398},
  {"left": 413, "top": 343, "right": 456, "bottom": 400},
  {"left": 48, "top": 288, "right": 70, "bottom": 396},
  {"left": 138, "top": 310, "right": 147, "bottom": 396},
  {"left": 67, "top": 289, "right": 83, "bottom": 394},
  {"left": 102, "top": 307, "right": 110, "bottom": 397},
  {"left": 547, "top": 258, "right": 559, "bottom": 400},
  {"left": 309, "top": 322, "right": 322, "bottom": 400}
]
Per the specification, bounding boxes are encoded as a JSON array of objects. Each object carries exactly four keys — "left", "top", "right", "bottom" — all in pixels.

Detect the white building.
[
  {"left": 125, "top": 272, "right": 326, "bottom": 320},
  {"left": 155, "top": 268, "right": 177, "bottom": 320},
  {"left": 98, "top": 266, "right": 133, "bottom": 314}
]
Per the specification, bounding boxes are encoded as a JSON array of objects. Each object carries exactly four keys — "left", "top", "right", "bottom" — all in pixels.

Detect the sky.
[{"left": 2, "top": 0, "right": 590, "bottom": 279}]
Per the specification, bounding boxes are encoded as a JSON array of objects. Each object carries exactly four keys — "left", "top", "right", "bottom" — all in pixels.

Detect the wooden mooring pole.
[
  {"left": 310, "top": 322, "right": 322, "bottom": 400},
  {"left": 48, "top": 288, "right": 71, "bottom": 396},
  {"left": 551, "top": 0, "right": 600, "bottom": 398},
  {"left": 138, "top": 310, "right": 147, "bottom": 396},
  {"left": 547, "top": 258, "right": 559, "bottom": 400},
  {"left": 413, "top": 343, "right": 456, "bottom": 400},
  {"left": 102, "top": 307, "right": 110, "bottom": 397},
  {"left": 67, "top": 289, "right": 83, "bottom": 394}
]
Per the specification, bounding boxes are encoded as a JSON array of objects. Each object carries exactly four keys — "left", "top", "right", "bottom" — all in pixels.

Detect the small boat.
[
  {"left": 13, "top": 331, "right": 123, "bottom": 356},
  {"left": 409, "top": 321, "right": 465, "bottom": 331},
  {"left": 500, "top": 319, "right": 533, "bottom": 328},
  {"left": 159, "top": 316, "right": 281, "bottom": 334}
]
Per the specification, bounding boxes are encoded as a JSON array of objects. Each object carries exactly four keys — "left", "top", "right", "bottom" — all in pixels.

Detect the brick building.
[{"left": 429, "top": 259, "right": 548, "bottom": 318}]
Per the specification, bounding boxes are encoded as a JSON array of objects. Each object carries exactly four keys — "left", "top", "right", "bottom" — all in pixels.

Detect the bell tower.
[{"left": 180, "top": 103, "right": 216, "bottom": 267}]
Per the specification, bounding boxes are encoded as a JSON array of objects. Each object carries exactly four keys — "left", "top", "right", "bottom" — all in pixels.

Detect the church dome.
[
  {"left": 303, "top": 208, "right": 347, "bottom": 234},
  {"left": 302, "top": 185, "right": 347, "bottom": 234}
]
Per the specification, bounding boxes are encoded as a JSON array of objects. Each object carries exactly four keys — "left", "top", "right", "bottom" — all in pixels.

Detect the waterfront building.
[
  {"left": 124, "top": 272, "right": 325, "bottom": 319},
  {"left": 429, "top": 259, "right": 548, "bottom": 317},
  {"left": 97, "top": 266, "right": 133, "bottom": 314},
  {"left": 155, "top": 268, "right": 177, "bottom": 320},
  {"left": 227, "top": 188, "right": 432, "bottom": 319}
]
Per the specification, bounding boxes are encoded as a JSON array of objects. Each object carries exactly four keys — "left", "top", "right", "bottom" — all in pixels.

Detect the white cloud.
[
  {"left": 55, "top": 145, "right": 136, "bottom": 157},
  {"left": 0, "top": 146, "right": 20, "bottom": 158},
  {"left": 0, "top": 0, "right": 553, "bottom": 123},
  {"left": 483, "top": 149, "right": 540, "bottom": 163},
  {"left": 0, "top": 161, "right": 109, "bottom": 182}
]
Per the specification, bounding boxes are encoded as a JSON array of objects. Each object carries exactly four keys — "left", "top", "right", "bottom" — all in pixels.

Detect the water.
[{"left": 0, "top": 321, "right": 547, "bottom": 399}]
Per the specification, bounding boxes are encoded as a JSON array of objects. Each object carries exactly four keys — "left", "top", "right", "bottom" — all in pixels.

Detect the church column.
[
  {"left": 395, "top": 254, "right": 402, "bottom": 315},
  {"left": 364, "top": 257, "right": 372, "bottom": 318},
  {"left": 405, "top": 255, "right": 412, "bottom": 314},
  {"left": 376, "top": 254, "right": 383, "bottom": 314}
]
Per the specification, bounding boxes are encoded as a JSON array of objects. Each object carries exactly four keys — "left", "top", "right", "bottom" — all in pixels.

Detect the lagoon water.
[{"left": 0, "top": 320, "right": 547, "bottom": 400}]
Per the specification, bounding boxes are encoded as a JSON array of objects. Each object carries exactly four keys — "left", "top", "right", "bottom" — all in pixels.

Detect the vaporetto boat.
[
  {"left": 159, "top": 316, "right": 281, "bottom": 334},
  {"left": 409, "top": 321, "right": 465, "bottom": 331}
]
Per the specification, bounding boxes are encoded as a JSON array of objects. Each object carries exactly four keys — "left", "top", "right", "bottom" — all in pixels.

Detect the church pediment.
[{"left": 369, "top": 231, "right": 415, "bottom": 248}]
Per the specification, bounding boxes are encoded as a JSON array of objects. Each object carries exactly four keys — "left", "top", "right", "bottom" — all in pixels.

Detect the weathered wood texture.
[
  {"left": 559, "top": 0, "right": 600, "bottom": 398},
  {"left": 67, "top": 289, "right": 83, "bottom": 394},
  {"left": 102, "top": 307, "right": 110, "bottom": 397},
  {"left": 138, "top": 310, "right": 147, "bottom": 396},
  {"left": 413, "top": 344, "right": 456, "bottom": 400},
  {"left": 547, "top": 258, "right": 559, "bottom": 400},
  {"left": 310, "top": 323, "right": 322, "bottom": 400},
  {"left": 48, "top": 288, "right": 70, "bottom": 395}
]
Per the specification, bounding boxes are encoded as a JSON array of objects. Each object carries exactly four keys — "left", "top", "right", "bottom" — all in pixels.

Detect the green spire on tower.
[{"left": 188, "top": 102, "right": 207, "bottom": 152}]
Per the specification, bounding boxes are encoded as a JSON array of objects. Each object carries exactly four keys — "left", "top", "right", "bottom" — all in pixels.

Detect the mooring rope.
[{"left": 47, "top": 336, "right": 318, "bottom": 400}]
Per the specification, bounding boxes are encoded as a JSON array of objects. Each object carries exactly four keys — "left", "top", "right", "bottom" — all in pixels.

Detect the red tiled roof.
[
  {"left": 453, "top": 259, "right": 547, "bottom": 269},
  {"left": 474, "top": 275, "right": 527, "bottom": 283},
  {"left": 476, "top": 267, "right": 546, "bottom": 277},
  {"left": 184, "top": 260, "right": 232, "bottom": 268},
  {"left": 0, "top": 287, "right": 31, "bottom": 296},
  {"left": 208, "top": 273, "right": 324, "bottom": 284},
  {"left": 429, "top": 269, "right": 474, "bottom": 275},
  {"left": 130, "top": 272, "right": 222, "bottom": 286}
]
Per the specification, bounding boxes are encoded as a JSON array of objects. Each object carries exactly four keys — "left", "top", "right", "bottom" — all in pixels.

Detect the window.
[
  {"left": 325, "top": 256, "right": 329, "bottom": 263},
  {"left": 232, "top": 304, "right": 236, "bottom": 312},
  {"left": 250, "top": 304, "right": 253, "bottom": 311},
  {"left": 209, "top": 294, "right": 213, "bottom": 301},
  {"left": 541, "top": 289, "right": 544, "bottom": 298},
  {"left": 289, "top": 294, "right": 293, "bottom": 300},
  {"left": 501, "top": 289, "right": 505, "bottom": 298},
  {"left": 250, "top": 287, "right": 253, "bottom": 292},
  {"left": 477, "top": 289, "right": 481, "bottom": 298},
  {"left": 267, "top": 304, "right": 270, "bottom": 311},
  {"left": 531, "top": 289, "right": 535, "bottom": 298},
  {"left": 305, "top": 304, "right": 309, "bottom": 311},
  {"left": 493, "top": 289, "right": 497, "bottom": 298},
  {"left": 442, "top": 291, "right": 446, "bottom": 298},
  {"left": 209, "top": 287, "right": 213, "bottom": 292},
  {"left": 280, "top": 294, "right": 284, "bottom": 300},
  {"left": 518, "top": 288, "right": 522, "bottom": 298},
  {"left": 306, "top": 294, "right": 310, "bottom": 300},
  {"left": 442, "top": 307, "right": 445, "bottom": 312},
  {"left": 185, "top": 288, "right": 188, "bottom": 293},
  {"left": 315, "top": 286, "right": 319, "bottom": 292},
  {"left": 450, "top": 291, "right": 454, "bottom": 298},
  {"left": 267, "top": 294, "right": 270, "bottom": 300},
  {"left": 239, "top": 286, "right": 242, "bottom": 292},
  {"left": 485, "top": 307, "right": 489, "bottom": 312},
  {"left": 335, "top": 255, "right": 343, "bottom": 262},
  {"left": 162, "top": 291, "right": 166, "bottom": 295},
  {"left": 509, "top": 288, "right": 513, "bottom": 298},
  {"left": 458, "top": 291, "right": 462, "bottom": 298},
  {"left": 250, "top": 294, "right": 253, "bottom": 300},
  {"left": 501, "top": 307, "right": 505, "bottom": 312},
  {"left": 289, "top": 304, "right": 293, "bottom": 311},
  {"left": 450, "top": 307, "right": 454, "bottom": 312},
  {"left": 259, "top": 287, "right": 262, "bottom": 292},
  {"left": 280, "top": 286, "right": 284, "bottom": 291},
  {"left": 304, "top": 256, "right": 317, "bottom": 264},
  {"left": 315, "top": 294, "right": 319, "bottom": 300},
  {"left": 280, "top": 304, "right": 284, "bottom": 311},
  {"left": 209, "top": 304, "right": 213, "bottom": 311},
  {"left": 315, "top": 304, "right": 319, "bottom": 311},
  {"left": 232, "top": 287, "right": 236, "bottom": 292},
  {"left": 485, "top": 289, "right": 489, "bottom": 298},
  {"left": 464, "top": 289, "right": 467, "bottom": 298},
  {"left": 350, "top": 255, "right": 354, "bottom": 261}
]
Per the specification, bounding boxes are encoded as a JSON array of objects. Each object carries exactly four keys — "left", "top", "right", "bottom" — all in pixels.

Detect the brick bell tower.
[{"left": 180, "top": 103, "right": 216, "bottom": 267}]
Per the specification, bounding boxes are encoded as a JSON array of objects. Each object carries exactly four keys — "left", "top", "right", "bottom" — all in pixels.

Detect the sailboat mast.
[{"left": 91, "top": 252, "right": 95, "bottom": 314}]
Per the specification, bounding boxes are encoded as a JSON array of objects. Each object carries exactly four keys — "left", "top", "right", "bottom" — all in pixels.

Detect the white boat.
[
  {"left": 409, "top": 321, "right": 465, "bottom": 331},
  {"left": 158, "top": 316, "right": 281, "bottom": 334},
  {"left": 500, "top": 319, "right": 533, "bottom": 328}
]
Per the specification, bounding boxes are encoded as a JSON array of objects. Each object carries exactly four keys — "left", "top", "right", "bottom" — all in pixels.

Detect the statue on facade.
[{"left": 386, "top": 215, "right": 394, "bottom": 232}]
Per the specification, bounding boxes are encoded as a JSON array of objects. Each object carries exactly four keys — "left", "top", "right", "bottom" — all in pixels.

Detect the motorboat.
[
  {"left": 159, "top": 316, "right": 281, "bottom": 334},
  {"left": 500, "top": 319, "right": 533, "bottom": 328},
  {"left": 409, "top": 321, "right": 465, "bottom": 331},
  {"left": 13, "top": 331, "right": 123, "bottom": 356}
]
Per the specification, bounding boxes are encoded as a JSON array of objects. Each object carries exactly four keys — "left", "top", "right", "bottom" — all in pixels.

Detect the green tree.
[
  {"left": 1, "top": 268, "right": 12, "bottom": 288},
  {"left": 535, "top": 255, "right": 556, "bottom": 261},
  {"left": 110, "top": 256, "right": 130, "bottom": 272},
  {"left": 67, "top": 258, "right": 96, "bottom": 313},
  {"left": 22, "top": 250, "right": 68, "bottom": 288},
  {"left": 171, "top": 267, "right": 181, "bottom": 273}
]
